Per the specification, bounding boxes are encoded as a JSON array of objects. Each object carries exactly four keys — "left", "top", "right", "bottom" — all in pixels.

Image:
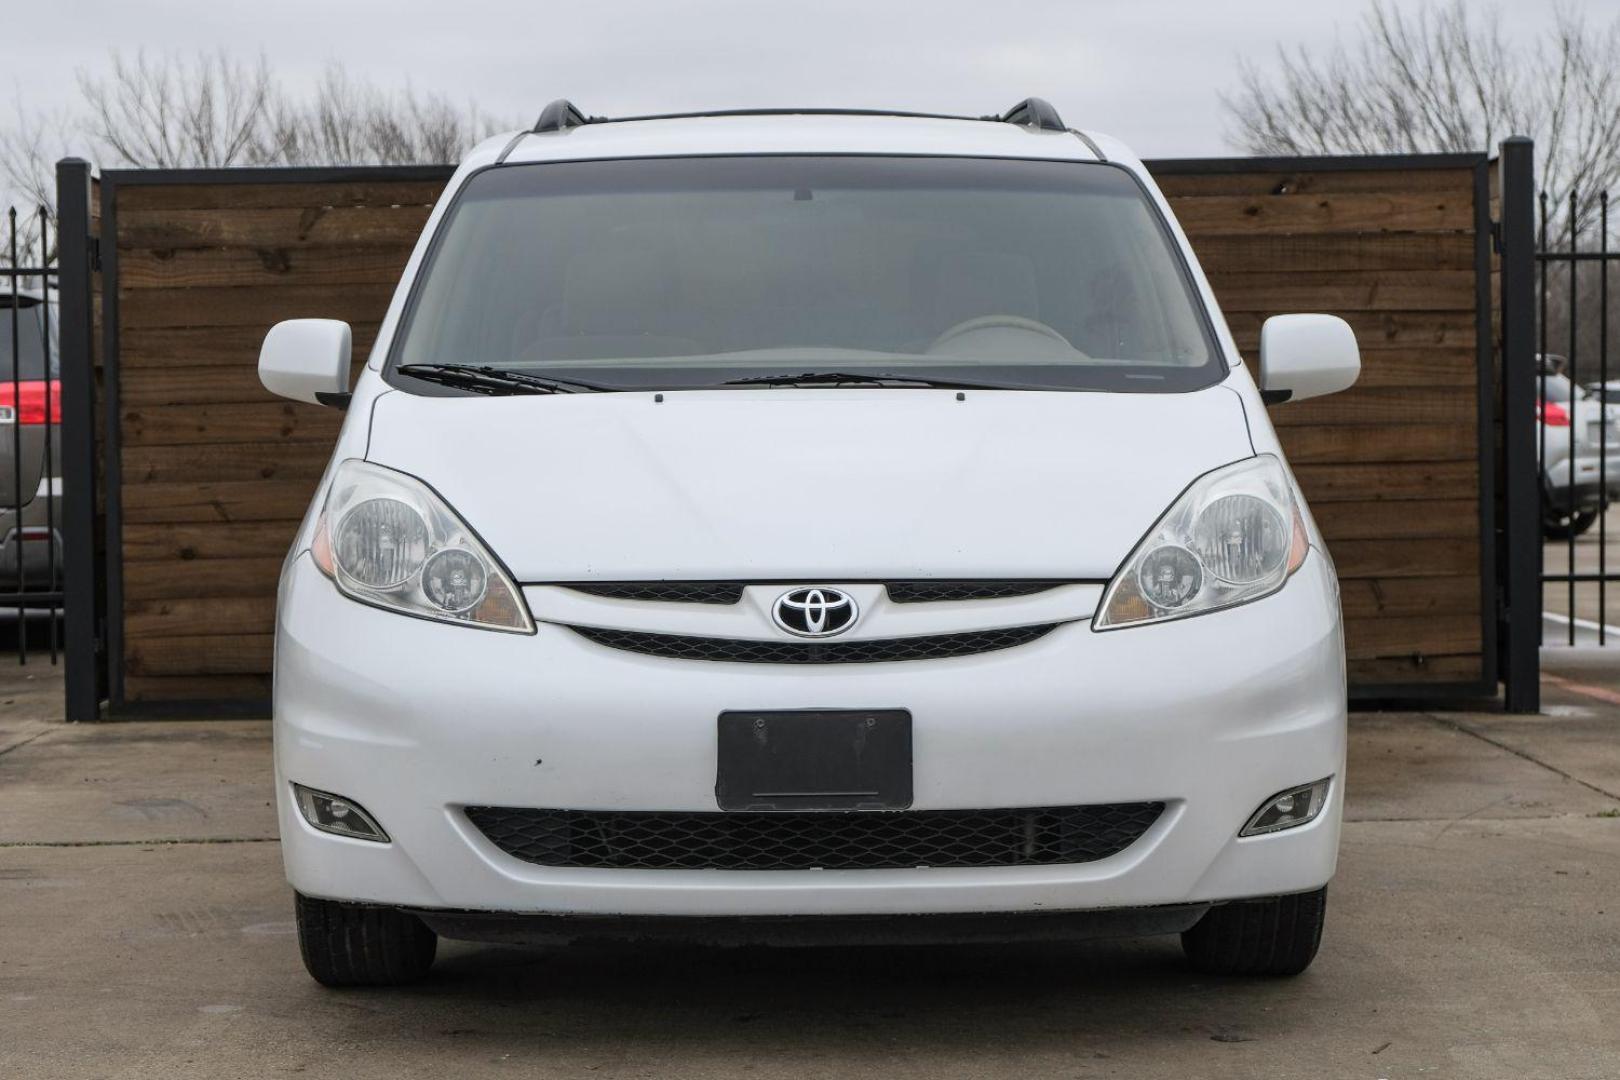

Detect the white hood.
[{"left": 365, "top": 385, "right": 1253, "bottom": 581}]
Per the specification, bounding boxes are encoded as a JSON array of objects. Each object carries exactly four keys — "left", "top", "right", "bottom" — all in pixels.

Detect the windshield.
[{"left": 389, "top": 156, "right": 1223, "bottom": 393}]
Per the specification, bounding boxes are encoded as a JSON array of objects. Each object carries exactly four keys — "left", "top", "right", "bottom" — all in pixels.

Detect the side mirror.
[
  {"left": 1258, "top": 314, "right": 1360, "bottom": 404},
  {"left": 259, "top": 319, "right": 352, "bottom": 409}
]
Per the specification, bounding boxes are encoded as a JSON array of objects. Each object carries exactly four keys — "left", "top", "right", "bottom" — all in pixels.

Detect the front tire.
[
  {"left": 1543, "top": 507, "right": 1599, "bottom": 540},
  {"left": 294, "top": 893, "right": 437, "bottom": 987},
  {"left": 1181, "top": 887, "right": 1326, "bottom": 976}
]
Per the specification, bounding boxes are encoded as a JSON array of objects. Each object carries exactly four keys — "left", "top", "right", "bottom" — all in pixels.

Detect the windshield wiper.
[
  {"left": 397, "top": 364, "right": 618, "bottom": 395},
  {"left": 718, "top": 370, "right": 1026, "bottom": 390}
]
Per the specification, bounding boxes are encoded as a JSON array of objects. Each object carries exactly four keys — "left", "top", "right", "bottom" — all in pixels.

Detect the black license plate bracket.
[{"left": 716, "top": 709, "right": 913, "bottom": 811}]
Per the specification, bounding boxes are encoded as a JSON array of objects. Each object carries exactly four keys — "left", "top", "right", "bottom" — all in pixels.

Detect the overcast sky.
[{"left": 7, "top": 0, "right": 1620, "bottom": 175}]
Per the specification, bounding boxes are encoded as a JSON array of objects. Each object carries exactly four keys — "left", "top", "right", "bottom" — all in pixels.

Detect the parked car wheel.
[
  {"left": 1181, "top": 887, "right": 1327, "bottom": 976},
  {"left": 294, "top": 892, "right": 437, "bottom": 987},
  {"left": 1543, "top": 507, "right": 1599, "bottom": 540}
]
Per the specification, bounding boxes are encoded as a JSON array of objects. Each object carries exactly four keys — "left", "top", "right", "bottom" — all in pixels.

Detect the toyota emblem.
[{"left": 772, "top": 587, "right": 859, "bottom": 638}]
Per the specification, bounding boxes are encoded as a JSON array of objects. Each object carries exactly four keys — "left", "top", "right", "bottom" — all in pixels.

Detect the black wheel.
[
  {"left": 294, "top": 892, "right": 437, "bottom": 987},
  {"left": 1181, "top": 887, "right": 1326, "bottom": 977},
  {"left": 1543, "top": 507, "right": 1599, "bottom": 540}
]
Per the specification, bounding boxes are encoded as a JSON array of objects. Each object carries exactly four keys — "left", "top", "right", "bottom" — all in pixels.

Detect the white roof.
[{"left": 494, "top": 112, "right": 1108, "bottom": 168}]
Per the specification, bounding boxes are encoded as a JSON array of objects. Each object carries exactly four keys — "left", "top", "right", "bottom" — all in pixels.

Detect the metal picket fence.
[
  {"left": 1539, "top": 190, "right": 1618, "bottom": 646},
  {"left": 0, "top": 205, "right": 62, "bottom": 663}
]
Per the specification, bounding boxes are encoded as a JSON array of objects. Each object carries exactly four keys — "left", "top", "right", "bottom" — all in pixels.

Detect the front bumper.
[
  {"left": 274, "top": 551, "right": 1346, "bottom": 918},
  {"left": 1545, "top": 453, "right": 1620, "bottom": 510},
  {"left": 0, "top": 488, "right": 64, "bottom": 598}
]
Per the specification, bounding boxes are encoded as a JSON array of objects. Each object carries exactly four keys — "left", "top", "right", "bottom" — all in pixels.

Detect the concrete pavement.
[{"left": 2, "top": 660, "right": 1619, "bottom": 1079}]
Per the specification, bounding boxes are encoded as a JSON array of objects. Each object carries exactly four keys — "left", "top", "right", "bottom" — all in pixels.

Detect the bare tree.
[
  {"left": 0, "top": 101, "right": 64, "bottom": 215},
  {"left": 0, "top": 48, "right": 509, "bottom": 262},
  {"left": 1226, "top": 1, "right": 1620, "bottom": 242},
  {"left": 78, "top": 50, "right": 275, "bottom": 169},
  {"left": 257, "top": 67, "right": 501, "bottom": 167}
]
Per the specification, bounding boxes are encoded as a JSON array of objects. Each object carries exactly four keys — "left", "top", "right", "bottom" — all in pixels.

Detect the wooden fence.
[{"left": 81, "top": 154, "right": 1496, "bottom": 713}]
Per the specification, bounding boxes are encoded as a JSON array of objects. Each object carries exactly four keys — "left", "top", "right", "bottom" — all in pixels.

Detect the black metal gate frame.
[
  {"left": 1499, "top": 138, "right": 1541, "bottom": 713},
  {"left": 53, "top": 151, "right": 1541, "bottom": 718}
]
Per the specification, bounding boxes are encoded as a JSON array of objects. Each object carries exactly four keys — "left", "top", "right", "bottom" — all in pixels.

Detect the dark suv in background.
[{"left": 0, "top": 288, "right": 62, "bottom": 610}]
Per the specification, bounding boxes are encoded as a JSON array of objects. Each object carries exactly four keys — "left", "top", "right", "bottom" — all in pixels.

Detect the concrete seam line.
[
  {"left": 0, "top": 730, "right": 50, "bottom": 760},
  {"left": 1421, "top": 712, "right": 1620, "bottom": 802}
]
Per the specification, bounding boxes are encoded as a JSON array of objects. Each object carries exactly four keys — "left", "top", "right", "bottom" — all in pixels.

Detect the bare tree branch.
[{"left": 1224, "top": 0, "right": 1620, "bottom": 242}]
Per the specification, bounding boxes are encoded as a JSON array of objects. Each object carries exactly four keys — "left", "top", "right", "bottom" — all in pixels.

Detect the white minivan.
[{"left": 261, "top": 99, "right": 1360, "bottom": 987}]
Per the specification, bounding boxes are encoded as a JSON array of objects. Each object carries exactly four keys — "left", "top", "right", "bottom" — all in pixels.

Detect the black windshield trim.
[{"left": 383, "top": 153, "right": 1229, "bottom": 397}]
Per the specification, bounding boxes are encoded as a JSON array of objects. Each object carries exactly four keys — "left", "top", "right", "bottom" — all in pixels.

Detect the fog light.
[
  {"left": 1240, "top": 777, "right": 1331, "bottom": 837},
  {"left": 294, "top": 784, "right": 389, "bottom": 842}
]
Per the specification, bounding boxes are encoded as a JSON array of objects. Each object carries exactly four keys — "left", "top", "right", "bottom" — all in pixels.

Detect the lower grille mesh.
[
  {"left": 569, "top": 624, "right": 1055, "bottom": 663},
  {"left": 464, "top": 803, "right": 1165, "bottom": 871}
]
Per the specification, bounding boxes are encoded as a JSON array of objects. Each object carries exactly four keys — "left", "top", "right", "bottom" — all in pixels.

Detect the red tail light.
[
  {"left": 1538, "top": 400, "right": 1570, "bottom": 427},
  {"left": 0, "top": 380, "right": 61, "bottom": 425}
]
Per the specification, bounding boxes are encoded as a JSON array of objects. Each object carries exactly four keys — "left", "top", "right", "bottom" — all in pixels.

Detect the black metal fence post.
[
  {"left": 56, "top": 158, "right": 102, "bottom": 722},
  {"left": 1499, "top": 137, "right": 1541, "bottom": 713}
]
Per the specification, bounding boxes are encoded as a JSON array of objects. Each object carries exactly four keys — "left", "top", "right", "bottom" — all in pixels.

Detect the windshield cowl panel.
[{"left": 385, "top": 155, "right": 1226, "bottom": 396}]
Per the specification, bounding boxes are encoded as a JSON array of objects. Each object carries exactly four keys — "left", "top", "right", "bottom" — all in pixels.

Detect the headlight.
[
  {"left": 1094, "top": 454, "right": 1309, "bottom": 630},
  {"left": 310, "top": 459, "right": 534, "bottom": 633}
]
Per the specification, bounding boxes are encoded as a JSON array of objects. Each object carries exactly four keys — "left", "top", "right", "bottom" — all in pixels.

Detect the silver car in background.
[
  {"left": 1540, "top": 360, "right": 1620, "bottom": 538},
  {"left": 0, "top": 287, "right": 62, "bottom": 609}
]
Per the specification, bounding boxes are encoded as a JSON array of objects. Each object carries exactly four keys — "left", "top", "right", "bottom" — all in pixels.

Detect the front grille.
[
  {"left": 555, "top": 581, "right": 1081, "bottom": 606},
  {"left": 885, "top": 580, "right": 1069, "bottom": 603},
  {"left": 562, "top": 582, "right": 746, "bottom": 605},
  {"left": 570, "top": 623, "right": 1055, "bottom": 663},
  {"left": 465, "top": 803, "right": 1165, "bottom": 871}
]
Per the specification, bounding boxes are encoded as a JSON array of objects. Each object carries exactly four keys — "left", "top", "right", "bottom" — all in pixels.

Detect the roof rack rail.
[
  {"left": 533, "top": 99, "right": 592, "bottom": 134},
  {"left": 527, "top": 98, "right": 1069, "bottom": 134},
  {"left": 999, "top": 98, "right": 1066, "bottom": 132}
]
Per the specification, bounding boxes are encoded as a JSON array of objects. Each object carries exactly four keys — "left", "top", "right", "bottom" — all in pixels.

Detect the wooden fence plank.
[
  {"left": 126, "top": 633, "right": 274, "bottom": 676},
  {"left": 121, "top": 362, "right": 366, "bottom": 406},
  {"left": 122, "top": 557, "right": 285, "bottom": 601},
  {"left": 1348, "top": 654, "right": 1483, "bottom": 683},
  {"left": 121, "top": 480, "right": 314, "bottom": 523},
  {"left": 1311, "top": 500, "right": 1479, "bottom": 540},
  {"left": 1339, "top": 576, "right": 1480, "bottom": 619},
  {"left": 1186, "top": 231, "right": 1476, "bottom": 272},
  {"left": 118, "top": 283, "right": 397, "bottom": 329},
  {"left": 1279, "top": 423, "right": 1474, "bottom": 464},
  {"left": 118, "top": 180, "right": 446, "bottom": 212},
  {"left": 122, "top": 443, "right": 332, "bottom": 484},
  {"left": 121, "top": 324, "right": 381, "bottom": 367},
  {"left": 1150, "top": 168, "right": 1475, "bottom": 198},
  {"left": 1205, "top": 270, "right": 1477, "bottom": 312},
  {"left": 125, "top": 522, "right": 304, "bottom": 562},
  {"left": 1270, "top": 387, "right": 1476, "bottom": 427},
  {"left": 125, "top": 674, "right": 273, "bottom": 704},
  {"left": 121, "top": 402, "right": 342, "bottom": 447},
  {"left": 1331, "top": 539, "right": 1480, "bottom": 579},
  {"left": 1344, "top": 614, "right": 1481, "bottom": 659},
  {"left": 1225, "top": 311, "right": 1475, "bottom": 349},
  {"left": 120, "top": 247, "right": 415, "bottom": 290},
  {"left": 1292, "top": 460, "right": 1479, "bottom": 501},
  {"left": 126, "top": 596, "right": 277, "bottom": 639},
  {"left": 1293, "top": 347, "right": 1477, "bottom": 389},
  {"left": 1165, "top": 193, "right": 1473, "bottom": 235},
  {"left": 118, "top": 206, "right": 434, "bottom": 249}
]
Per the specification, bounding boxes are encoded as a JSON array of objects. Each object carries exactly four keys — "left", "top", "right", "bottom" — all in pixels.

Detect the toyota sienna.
[{"left": 260, "top": 98, "right": 1361, "bottom": 986}]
